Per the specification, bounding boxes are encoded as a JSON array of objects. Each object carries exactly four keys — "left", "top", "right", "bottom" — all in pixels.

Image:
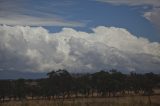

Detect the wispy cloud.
[
  {"left": 96, "top": 0, "right": 160, "bottom": 6},
  {"left": 144, "top": 7, "right": 160, "bottom": 30},
  {"left": 0, "top": 0, "right": 85, "bottom": 27},
  {"left": 96, "top": 0, "right": 160, "bottom": 32},
  {"left": 0, "top": 14, "right": 85, "bottom": 27}
]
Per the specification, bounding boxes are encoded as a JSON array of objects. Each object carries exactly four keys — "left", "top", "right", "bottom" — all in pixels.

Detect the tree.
[
  {"left": 91, "top": 71, "right": 110, "bottom": 97},
  {"left": 0, "top": 80, "right": 12, "bottom": 102},
  {"left": 14, "top": 79, "right": 27, "bottom": 100}
]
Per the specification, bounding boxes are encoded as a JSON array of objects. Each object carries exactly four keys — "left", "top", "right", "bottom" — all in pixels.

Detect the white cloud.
[
  {"left": 96, "top": 0, "right": 160, "bottom": 32},
  {"left": 0, "top": 25, "right": 160, "bottom": 73}
]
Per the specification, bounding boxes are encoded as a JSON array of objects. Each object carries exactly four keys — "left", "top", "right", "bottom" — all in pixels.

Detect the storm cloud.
[{"left": 0, "top": 25, "right": 160, "bottom": 73}]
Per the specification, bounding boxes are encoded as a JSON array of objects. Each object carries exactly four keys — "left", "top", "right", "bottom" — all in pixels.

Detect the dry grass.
[{"left": 0, "top": 95, "right": 160, "bottom": 106}]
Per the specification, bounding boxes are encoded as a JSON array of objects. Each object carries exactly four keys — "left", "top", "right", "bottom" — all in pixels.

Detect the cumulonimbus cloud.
[{"left": 0, "top": 25, "right": 160, "bottom": 73}]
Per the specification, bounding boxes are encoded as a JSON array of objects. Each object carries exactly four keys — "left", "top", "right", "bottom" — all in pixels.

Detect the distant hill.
[{"left": 0, "top": 70, "right": 47, "bottom": 79}]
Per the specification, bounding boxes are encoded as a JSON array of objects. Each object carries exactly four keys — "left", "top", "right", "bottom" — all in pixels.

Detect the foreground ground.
[{"left": 0, "top": 95, "right": 160, "bottom": 106}]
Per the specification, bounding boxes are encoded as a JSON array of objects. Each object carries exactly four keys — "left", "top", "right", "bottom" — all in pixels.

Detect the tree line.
[{"left": 0, "top": 69, "right": 160, "bottom": 101}]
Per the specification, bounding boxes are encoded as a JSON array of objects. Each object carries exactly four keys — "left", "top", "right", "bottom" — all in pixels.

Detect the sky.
[{"left": 0, "top": 0, "right": 160, "bottom": 78}]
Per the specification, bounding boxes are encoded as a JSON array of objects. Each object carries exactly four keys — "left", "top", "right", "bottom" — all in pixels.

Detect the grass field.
[{"left": 0, "top": 95, "right": 160, "bottom": 106}]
